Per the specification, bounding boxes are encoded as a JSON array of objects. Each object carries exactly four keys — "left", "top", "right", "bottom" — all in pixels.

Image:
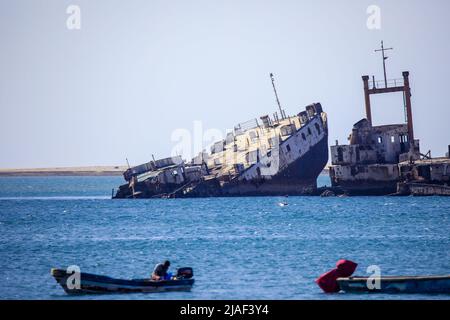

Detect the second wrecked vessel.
[
  {"left": 329, "top": 71, "right": 420, "bottom": 195},
  {"left": 114, "top": 102, "right": 328, "bottom": 198}
]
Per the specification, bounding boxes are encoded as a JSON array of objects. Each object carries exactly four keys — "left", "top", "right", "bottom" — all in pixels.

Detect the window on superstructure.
[
  {"left": 391, "top": 136, "right": 395, "bottom": 143},
  {"left": 315, "top": 123, "right": 321, "bottom": 135},
  {"left": 286, "top": 144, "right": 291, "bottom": 152},
  {"left": 268, "top": 137, "right": 278, "bottom": 147},
  {"left": 280, "top": 125, "right": 293, "bottom": 136},
  {"left": 249, "top": 131, "right": 258, "bottom": 142},
  {"left": 307, "top": 128, "right": 312, "bottom": 135},
  {"left": 377, "top": 136, "right": 383, "bottom": 144},
  {"left": 337, "top": 147, "right": 344, "bottom": 162},
  {"left": 246, "top": 150, "right": 259, "bottom": 164},
  {"left": 302, "top": 133, "right": 306, "bottom": 140}
]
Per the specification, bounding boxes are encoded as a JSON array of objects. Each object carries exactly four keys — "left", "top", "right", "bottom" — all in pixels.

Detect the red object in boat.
[{"left": 316, "top": 260, "right": 358, "bottom": 293}]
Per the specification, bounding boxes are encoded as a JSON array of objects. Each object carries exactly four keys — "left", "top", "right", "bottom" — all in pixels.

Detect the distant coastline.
[{"left": 0, "top": 166, "right": 127, "bottom": 177}]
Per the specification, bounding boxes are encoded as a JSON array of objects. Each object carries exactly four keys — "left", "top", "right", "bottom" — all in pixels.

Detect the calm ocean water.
[{"left": 0, "top": 175, "right": 449, "bottom": 300}]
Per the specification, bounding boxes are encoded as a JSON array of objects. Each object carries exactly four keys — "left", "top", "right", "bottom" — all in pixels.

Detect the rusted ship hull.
[
  {"left": 220, "top": 135, "right": 328, "bottom": 196},
  {"left": 395, "top": 182, "right": 450, "bottom": 197},
  {"left": 329, "top": 176, "right": 398, "bottom": 196}
]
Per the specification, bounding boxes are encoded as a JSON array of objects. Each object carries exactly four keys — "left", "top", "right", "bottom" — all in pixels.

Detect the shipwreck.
[
  {"left": 329, "top": 42, "right": 450, "bottom": 196},
  {"left": 113, "top": 75, "right": 329, "bottom": 198}
]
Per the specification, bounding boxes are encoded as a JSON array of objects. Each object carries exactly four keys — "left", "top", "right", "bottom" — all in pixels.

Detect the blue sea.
[{"left": 0, "top": 175, "right": 449, "bottom": 300}]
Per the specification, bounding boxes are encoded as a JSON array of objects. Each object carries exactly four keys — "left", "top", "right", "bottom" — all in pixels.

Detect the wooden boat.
[
  {"left": 51, "top": 267, "right": 195, "bottom": 295},
  {"left": 337, "top": 275, "right": 450, "bottom": 294}
]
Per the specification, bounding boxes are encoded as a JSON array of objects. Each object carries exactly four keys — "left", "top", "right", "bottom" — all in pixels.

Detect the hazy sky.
[{"left": 1, "top": 0, "right": 449, "bottom": 168}]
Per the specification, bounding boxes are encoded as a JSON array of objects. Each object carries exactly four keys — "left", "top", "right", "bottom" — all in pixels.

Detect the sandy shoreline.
[{"left": 0, "top": 166, "right": 127, "bottom": 176}]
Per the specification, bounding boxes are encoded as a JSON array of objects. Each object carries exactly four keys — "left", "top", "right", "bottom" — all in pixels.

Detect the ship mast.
[
  {"left": 374, "top": 40, "right": 393, "bottom": 88},
  {"left": 270, "top": 73, "right": 285, "bottom": 119}
]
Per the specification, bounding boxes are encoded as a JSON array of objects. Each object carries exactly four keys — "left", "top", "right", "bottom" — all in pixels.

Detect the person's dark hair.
[{"left": 163, "top": 260, "right": 170, "bottom": 267}]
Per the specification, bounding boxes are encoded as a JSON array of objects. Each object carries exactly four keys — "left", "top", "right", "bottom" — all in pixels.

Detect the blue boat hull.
[{"left": 51, "top": 268, "right": 194, "bottom": 295}]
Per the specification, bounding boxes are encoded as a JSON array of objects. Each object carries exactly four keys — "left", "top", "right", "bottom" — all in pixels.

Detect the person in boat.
[{"left": 151, "top": 260, "right": 171, "bottom": 281}]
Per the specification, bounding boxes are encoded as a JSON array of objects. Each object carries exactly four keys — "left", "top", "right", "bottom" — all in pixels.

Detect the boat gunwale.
[{"left": 337, "top": 275, "right": 450, "bottom": 283}]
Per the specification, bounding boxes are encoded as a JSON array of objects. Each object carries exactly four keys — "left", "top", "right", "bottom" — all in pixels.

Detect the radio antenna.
[{"left": 270, "top": 73, "right": 285, "bottom": 119}]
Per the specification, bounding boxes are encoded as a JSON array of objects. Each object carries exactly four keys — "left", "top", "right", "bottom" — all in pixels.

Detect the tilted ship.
[{"left": 113, "top": 75, "right": 329, "bottom": 198}]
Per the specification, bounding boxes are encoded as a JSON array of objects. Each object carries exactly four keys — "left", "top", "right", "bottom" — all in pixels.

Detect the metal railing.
[
  {"left": 234, "top": 118, "right": 259, "bottom": 132},
  {"left": 369, "top": 78, "right": 404, "bottom": 89}
]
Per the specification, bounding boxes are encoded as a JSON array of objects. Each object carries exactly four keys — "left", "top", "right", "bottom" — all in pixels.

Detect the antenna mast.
[
  {"left": 270, "top": 73, "right": 285, "bottom": 119},
  {"left": 374, "top": 40, "right": 393, "bottom": 88}
]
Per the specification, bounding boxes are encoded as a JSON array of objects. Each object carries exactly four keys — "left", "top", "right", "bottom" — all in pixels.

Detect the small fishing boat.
[
  {"left": 337, "top": 275, "right": 450, "bottom": 294},
  {"left": 51, "top": 267, "right": 195, "bottom": 295},
  {"left": 316, "top": 260, "right": 450, "bottom": 294}
]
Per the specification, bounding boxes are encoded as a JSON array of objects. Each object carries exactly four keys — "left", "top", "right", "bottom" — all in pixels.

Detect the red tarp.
[{"left": 316, "top": 260, "right": 358, "bottom": 293}]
